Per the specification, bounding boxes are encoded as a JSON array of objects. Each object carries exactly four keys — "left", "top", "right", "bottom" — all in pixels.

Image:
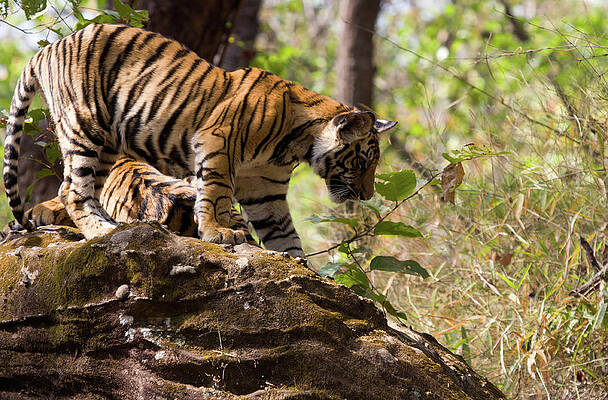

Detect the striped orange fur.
[{"left": 3, "top": 24, "right": 397, "bottom": 257}]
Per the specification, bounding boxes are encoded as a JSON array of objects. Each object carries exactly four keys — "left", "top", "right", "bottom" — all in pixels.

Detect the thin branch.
[
  {"left": 570, "top": 263, "right": 608, "bottom": 297},
  {"left": 580, "top": 236, "right": 601, "bottom": 273},
  {"left": 570, "top": 236, "right": 607, "bottom": 296},
  {"left": 355, "top": 25, "right": 581, "bottom": 144},
  {"left": 0, "top": 19, "right": 30, "bottom": 34},
  {"left": 306, "top": 171, "right": 441, "bottom": 258}
]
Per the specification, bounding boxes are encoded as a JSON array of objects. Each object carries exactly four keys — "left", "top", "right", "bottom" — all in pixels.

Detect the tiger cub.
[
  {"left": 2, "top": 156, "right": 253, "bottom": 245},
  {"left": 3, "top": 23, "right": 397, "bottom": 254}
]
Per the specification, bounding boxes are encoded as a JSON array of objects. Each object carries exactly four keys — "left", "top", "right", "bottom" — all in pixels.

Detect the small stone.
[
  {"left": 294, "top": 257, "right": 308, "bottom": 266},
  {"left": 169, "top": 264, "right": 197, "bottom": 275},
  {"left": 115, "top": 284, "right": 130, "bottom": 300},
  {"left": 235, "top": 257, "right": 249, "bottom": 269},
  {"left": 119, "top": 314, "right": 134, "bottom": 326},
  {"left": 154, "top": 350, "right": 166, "bottom": 360},
  {"left": 233, "top": 243, "right": 261, "bottom": 254}
]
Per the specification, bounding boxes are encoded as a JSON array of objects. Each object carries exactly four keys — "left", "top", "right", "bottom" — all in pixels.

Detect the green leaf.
[
  {"left": 337, "top": 241, "right": 349, "bottom": 254},
  {"left": 592, "top": 301, "right": 607, "bottom": 331},
  {"left": 496, "top": 272, "right": 517, "bottom": 290},
  {"left": 442, "top": 144, "right": 509, "bottom": 164},
  {"left": 334, "top": 267, "right": 369, "bottom": 289},
  {"left": 36, "top": 168, "right": 54, "bottom": 178},
  {"left": 21, "top": 0, "right": 46, "bottom": 19},
  {"left": 374, "top": 221, "right": 422, "bottom": 237},
  {"left": 382, "top": 299, "right": 407, "bottom": 320},
  {"left": 112, "top": 0, "right": 149, "bottom": 27},
  {"left": 305, "top": 214, "right": 359, "bottom": 229},
  {"left": 91, "top": 14, "right": 120, "bottom": 24},
  {"left": 28, "top": 108, "right": 48, "bottom": 125},
  {"left": 370, "top": 256, "right": 429, "bottom": 279},
  {"left": 25, "top": 182, "right": 34, "bottom": 203},
  {"left": 319, "top": 262, "right": 342, "bottom": 278},
  {"left": 44, "top": 142, "right": 61, "bottom": 164},
  {"left": 359, "top": 196, "right": 390, "bottom": 216},
  {"left": 375, "top": 169, "right": 416, "bottom": 201}
]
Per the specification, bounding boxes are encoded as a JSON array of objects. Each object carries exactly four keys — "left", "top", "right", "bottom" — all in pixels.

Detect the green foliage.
[
  {"left": 266, "top": 1, "right": 608, "bottom": 396},
  {"left": 305, "top": 214, "right": 359, "bottom": 229},
  {"left": 442, "top": 144, "right": 509, "bottom": 164},
  {"left": 369, "top": 256, "right": 428, "bottom": 278},
  {"left": 374, "top": 169, "right": 416, "bottom": 201},
  {"left": 71, "top": 0, "right": 149, "bottom": 31},
  {"left": 373, "top": 221, "right": 422, "bottom": 238},
  {"left": 20, "top": 0, "right": 45, "bottom": 18},
  {"left": 306, "top": 166, "right": 440, "bottom": 320}
]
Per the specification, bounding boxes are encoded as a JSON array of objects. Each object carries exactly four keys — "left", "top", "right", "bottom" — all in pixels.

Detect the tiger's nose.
[{"left": 360, "top": 191, "right": 373, "bottom": 200}]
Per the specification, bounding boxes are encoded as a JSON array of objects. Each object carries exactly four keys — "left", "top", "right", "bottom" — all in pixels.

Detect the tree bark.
[
  {"left": 0, "top": 223, "right": 506, "bottom": 400},
  {"left": 132, "top": 0, "right": 242, "bottom": 60},
  {"left": 219, "top": 0, "right": 262, "bottom": 71},
  {"left": 336, "top": 0, "right": 381, "bottom": 109},
  {"left": 336, "top": 0, "right": 381, "bottom": 215}
]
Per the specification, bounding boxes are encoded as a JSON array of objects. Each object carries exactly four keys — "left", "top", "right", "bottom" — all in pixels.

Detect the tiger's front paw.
[{"left": 199, "top": 223, "right": 248, "bottom": 245}]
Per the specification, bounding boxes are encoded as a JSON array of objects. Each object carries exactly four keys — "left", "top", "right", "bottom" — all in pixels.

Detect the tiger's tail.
[{"left": 3, "top": 58, "right": 39, "bottom": 229}]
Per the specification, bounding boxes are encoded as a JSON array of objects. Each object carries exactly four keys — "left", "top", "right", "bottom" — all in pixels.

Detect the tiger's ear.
[
  {"left": 374, "top": 119, "right": 398, "bottom": 133},
  {"left": 334, "top": 111, "right": 375, "bottom": 144}
]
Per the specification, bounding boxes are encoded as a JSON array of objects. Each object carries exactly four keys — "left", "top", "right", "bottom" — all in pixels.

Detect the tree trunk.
[
  {"left": 218, "top": 0, "right": 262, "bottom": 71},
  {"left": 336, "top": 0, "right": 381, "bottom": 109},
  {"left": 132, "top": 0, "right": 242, "bottom": 60},
  {"left": 336, "top": 0, "right": 381, "bottom": 215},
  {"left": 0, "top": 223, "right": 506, "bottom": 400}
]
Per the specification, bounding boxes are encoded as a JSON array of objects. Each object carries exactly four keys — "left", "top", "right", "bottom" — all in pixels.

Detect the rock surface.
[{"left": 0, "top": 222, "right": 505, "bottom": 399}]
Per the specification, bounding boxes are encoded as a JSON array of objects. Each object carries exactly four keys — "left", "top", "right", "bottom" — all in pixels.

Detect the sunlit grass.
[{"left": 291, "top": 44, "right": 608, "bottom": 400}]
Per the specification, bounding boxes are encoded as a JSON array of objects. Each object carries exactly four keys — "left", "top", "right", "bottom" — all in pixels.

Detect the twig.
[
  {"left": 570, "top": 237, "right": 607, "bottom": 297},
  {"left": 355, "top": 25, "right": 581, "bottom": 144},
  {"left": 580, "top": 236, "right": 601, "bottom": 273},
  {"left": 306, "top": 171, "right": 441, "bottom": 258},
  {"left": 0, "top": 19, "right": 30, "bottom": 34},
  {"left": 570, "top": 263, "right": 608, "bottom": 297}
]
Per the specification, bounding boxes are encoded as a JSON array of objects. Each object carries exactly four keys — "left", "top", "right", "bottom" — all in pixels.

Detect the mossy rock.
[{"left": 0, "top": 222, "right": 504, "bottom": 400}]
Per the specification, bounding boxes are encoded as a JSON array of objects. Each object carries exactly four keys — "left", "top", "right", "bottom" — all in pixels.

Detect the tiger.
[
  {"left": 1, "top": 155, "right": 253, "bottom": 244},
  {"left": 3, "top": 23, "right": 397, "bottom": 257}
]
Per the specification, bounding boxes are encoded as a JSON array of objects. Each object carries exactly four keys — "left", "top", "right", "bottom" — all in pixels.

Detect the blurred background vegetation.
[{"left": 1, "top": 0, "right": 608, "bottom": 398}]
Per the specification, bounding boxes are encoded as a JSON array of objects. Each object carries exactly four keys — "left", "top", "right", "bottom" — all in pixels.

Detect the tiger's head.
[{"left": 311, "top": 110, "right": 397, "bottom": 203}]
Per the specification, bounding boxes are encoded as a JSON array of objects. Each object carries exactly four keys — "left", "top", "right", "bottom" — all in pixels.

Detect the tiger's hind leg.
[
  {"left": 95, "top": 146, "right": 120, "bottom": 199},
  {"left": 57, "top": 125, "right": 117, "bottom": 239}
]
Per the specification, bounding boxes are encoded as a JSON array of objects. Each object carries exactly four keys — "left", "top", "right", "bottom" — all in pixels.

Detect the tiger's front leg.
[
  {"left": 235, "top": 173, "right": 305, "bottom": 258},
  {"left": 193, "top": 128, "right": 247, "bottom": 245}
]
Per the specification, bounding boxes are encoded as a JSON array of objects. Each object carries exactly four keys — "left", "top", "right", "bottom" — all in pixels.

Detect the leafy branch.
[
  {"left": 307, "top": 145, "right": 502, "bottom": 320},
  {"left": 306, "top": 170, "right": 438, "bottom": 258}
]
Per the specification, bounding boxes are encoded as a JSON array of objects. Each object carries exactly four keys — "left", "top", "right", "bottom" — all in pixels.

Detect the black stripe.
[
  {"left": 66, "top": 149, "right": 99, "bottom": 158},
  {"left": 250, "top": 215, "right": 288, "bottom": 230},
  {"left": 8, "top": 123, "right": 23, "bottom": 132},
  {"left": 3, "top": 172, "right": 17, "bottom": 188},
  {"left": 262, "top": 228, "right": 297, "bottom": 243},
  {"left": 72, "top": 167, "right": 94, "bottom": 177},
  {"left": 4, "top": 144, "right": 18, "bottom": 160},
  {"left": 142, "top": 40, "right": 171, "bottom": 71},
  {"left": 283, "top": 246, "right": 303, "bottom": 253}
]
